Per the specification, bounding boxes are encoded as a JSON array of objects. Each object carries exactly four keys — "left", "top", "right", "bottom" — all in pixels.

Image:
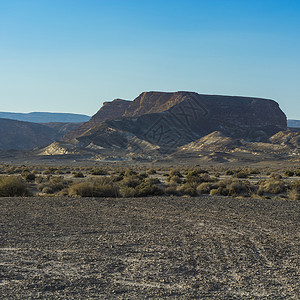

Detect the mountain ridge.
[{"left": 0, "top": 112, "right": 90, "bottom": 123}]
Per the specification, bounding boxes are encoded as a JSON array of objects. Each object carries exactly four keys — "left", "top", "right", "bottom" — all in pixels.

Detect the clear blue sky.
[{"left": 0, "top": 0, "right": 299, "bottom": 118}]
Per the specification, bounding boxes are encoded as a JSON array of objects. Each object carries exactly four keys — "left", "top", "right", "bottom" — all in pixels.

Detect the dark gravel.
[{"left": 0, "top": 196, "right": 299, "bottom": 299}]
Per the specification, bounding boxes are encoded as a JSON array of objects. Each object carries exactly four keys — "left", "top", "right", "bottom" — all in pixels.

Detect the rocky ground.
[{"left": 0, "top": 196, "right": 299, "bottom": 299}]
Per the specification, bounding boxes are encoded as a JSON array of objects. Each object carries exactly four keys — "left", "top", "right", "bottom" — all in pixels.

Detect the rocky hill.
[
  {"left": 0, "top": 112, "right": 90, "bottom": 123},
  {"left": 36, "top": 91, "right": 291, "bottom": 162},
  {"left": 0, "top": 118, "right": 82, "bottom": 150},
  {"left": 64, "top": 99, "right": 131, "bottom": 140}
]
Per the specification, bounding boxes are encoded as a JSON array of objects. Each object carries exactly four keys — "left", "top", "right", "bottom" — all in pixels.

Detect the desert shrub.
[
  {"left": 110, "top": 173, "right": 124, "bottom": 182},
  {"left": 225, "top": 170, "right": 234, "bottom": 175},
  {"left": 90, "top": 168, "right": 107, "bottom": 175},
  {"left": 69, "top": 178, "right": 119, "bottom": 197},
  {"left": 122, "top": 175, "right": 142, "bottom": 188},
  {"left": 137, "top": 172, "right": 148, "bottom": 180},
  {"left": 146, "top": 168, "right": 157, "bottom": 175},
  {"left": 269, "top": 173, "right": 282, "bottom": 180},
  {"left": 169, "top": 169, "right": 183, "bottom": 178},
  {"left": 249, "top": 169, "right": 260, "bottom": 175},
  {"left": 135, "top": 180, "right": 164, "bottom": 197},
  {"left": 287, "top": 181, "right": 300, "bottom": 200},
  {"left": 69, "top": 182, "right": 94, "bottom": 197},
  {"left": 38, "top": 176, "right": 70, "bottom": 193},
  {"left": 294, "top": 169, "right": 300, "bottom": 176},
  {"left": 197, "top": 182, "right": 214, "bottom": 195},
  {"left": 119, "top": 186, "right": 137, "bottom": 197},
  {"left": 42, "top": 167, "right": 58, "bottom": 175},
  {"left": 178, "top": 183, "right": 197, "bottom": 197},
  {"left": 288, "top": 188, "right": 300, "bottom": 200},
  {"left": 168, "top": 175, "right": 182, "bottom": 184},
  {"left": 209, "top": 186, "right": 229, "bottom": 196},
  {"left": 73, "top": 172, "right": 84, "bottom": 178},
  {"left": 233, "top": 171, "right": 249, "bottom": 179},
  {"left": 25, "top": 173, "right": 36, "bottom": 181},
  {"left": 145, "top": 178, "right": 161, "bottom": 185},
  {"left": 284, "top": 170, "right": 294, "bottom": 177},
  {"left": 0, "top": 176, "right": 30, "bottom": 197},
  {"left": 186, "top": 171, "right": 213, "bottom": 185},
  {"left": 124, "top": 169, "right": 138, "bottom": 177},
  {"left": 93, "top": 183, "right": 119, "bottom": 197},
  {"left": 258, "top": 179, "right": 286, "bottom": 195},
  {"left": 42, "top": 186, "right": 54, "bottom": 194},
  {"left": 165, "top": 185, "right": 180, "bottom": 196},
  {"left": 228, "top": 180, "right": 251, "bottom": 196}
]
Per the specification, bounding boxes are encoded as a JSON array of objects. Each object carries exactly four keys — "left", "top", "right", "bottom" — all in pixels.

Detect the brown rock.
[{"left": 64, "top": 99, "right": 131, "bottom": 140}]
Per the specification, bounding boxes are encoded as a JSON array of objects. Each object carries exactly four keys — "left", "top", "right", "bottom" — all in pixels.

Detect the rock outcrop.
[
  {"left": 64, "top": 99, "right": 131, "bottom": 140},
  {"left": 51, "top": 91, "right": 288, "bottom": 157}
]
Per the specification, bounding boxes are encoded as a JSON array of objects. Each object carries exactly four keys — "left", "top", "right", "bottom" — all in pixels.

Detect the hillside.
[
  {"left": 0, "top": 118, "right": 82, "bottom": 150},
  {"left": 36, "top": 91, "right": 295, "bottom": 163},
  {"left": 0, "top": 112, "right": 90, "bottom": 123}
]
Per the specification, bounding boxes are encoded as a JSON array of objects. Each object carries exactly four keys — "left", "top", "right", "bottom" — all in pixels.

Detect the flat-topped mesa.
[
  {"left": 64, "top": 99, "right": 131, "bottom": 140},
  {"left": 64, "top": 91, "right": 287, "bottom": 153},
  {"left": 110, "top": 92, "right": 287, "bottom": 146},
  {"left": 123, "top": 91, "right": 286, "bottom": 132},
  {"left": 123, "top": 91, "right": 191, "bottom": 117}
]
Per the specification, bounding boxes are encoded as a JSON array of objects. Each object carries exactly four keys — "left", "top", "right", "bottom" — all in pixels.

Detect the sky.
[{"left": 0, "top": 0, "right": 300, "bottom": 118}]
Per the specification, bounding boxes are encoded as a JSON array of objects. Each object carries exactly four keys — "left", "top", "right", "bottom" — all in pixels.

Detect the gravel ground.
[{"left": 0, "top": 196, "right": 299, "bottom": 299}]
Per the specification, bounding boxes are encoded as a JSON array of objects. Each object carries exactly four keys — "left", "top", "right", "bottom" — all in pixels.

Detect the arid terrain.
[{"left": 1, "top": 195, "right": 299, "bottom": 299}]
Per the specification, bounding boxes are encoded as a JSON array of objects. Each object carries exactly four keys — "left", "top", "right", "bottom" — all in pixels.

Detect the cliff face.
[
  {"left": 63, "top": 91, "right": 287, "bottom": 153},
  {"left": 108, "top": 92, "right": 287, "bottom": 151},
  {"left": 64, "top": 99, "right": 131, "bottom": 140}
]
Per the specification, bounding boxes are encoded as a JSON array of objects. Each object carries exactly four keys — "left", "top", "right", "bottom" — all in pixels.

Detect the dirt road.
[{"left": 1, "top": 196, "right": 299, "bottom": 299}]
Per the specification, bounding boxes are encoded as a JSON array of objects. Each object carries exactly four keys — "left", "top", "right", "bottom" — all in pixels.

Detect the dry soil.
[{"left": 0, "top": 196, "right": 299, "bottom": 299}]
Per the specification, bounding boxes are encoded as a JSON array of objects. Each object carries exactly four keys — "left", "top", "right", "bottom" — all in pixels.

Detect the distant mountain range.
[
  {"left": 0, "top": 112, "right": 90, "bottom": 123},
  {"left": 287, "top": 119, "right": 300, "bottom": 128},
  {"left": 0, "top": 96, "right": 299, "bottom": 162},
  {"left": 0, "top": 118, "right": 82, "bottom": 150}
]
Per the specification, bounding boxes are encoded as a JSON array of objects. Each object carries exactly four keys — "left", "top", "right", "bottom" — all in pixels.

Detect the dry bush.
[
  {"left": 69, "top": 182, "right": 94, "bottom": 197},
  {"left": 90, "top": 168, "right": 107, "bottom": 175},
  {"left": 228, "top": 180, "right": 251, "bottom": 196},
  {"left": 225, "top": 170, "right": 234, "bottom": 175},
  {"left": 119, "top": 186, "right": 137, "bottom": 197},
  {"left": 209, "top": 187, "right": 229, "bottom": 196},
  {"left": 288, "top": 189, "right": 300, "bottom": 200},
  {"left": 0, "top": 176, "right": 30, "bottom": 197},
  {"left": 288, "top": 180, "right": 300, "bottom": 200},
  {"left": 73, "top": 172, "right": 84, "bottom": 178},
  {"left": 197, "top": 182, "right": 214, "bottom": 195},
  {"left": 168, "top": 175, "right": 182, "bottom": 184},
  {"left": 284, "top": 170, "right": 294, "bottom": 177},
  {"left": 178, "top": 183, "right": 197, "bottom": 196},
  {"left": 135, "top": 179, "right": 164, "bottom": 197},
  {"left": 269, "top": 173, "right": 282, "bottom": 180},
  {"left": 186, "top": 171, "right": 213, "bottom": 185},
  {"left": 165, "top": 184, "right": 180, "bottom": 196},
  {"left": 38, "top": 176, "right": 71, "bottom": 194},
  {"left": 122, "top": 175, "right": 143, "bottom": 188},
  {"left": 146, "top": 168, "right": 157, "bottom": 175},
  {"left": 258, "top": 179, "right": 286, "bottom": 195},
  {"left": 69, "top": 178, "right": 119, "bottom": 197},
  {"left": 169, "top": 169, "right": 183, "bottom": 178}
]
